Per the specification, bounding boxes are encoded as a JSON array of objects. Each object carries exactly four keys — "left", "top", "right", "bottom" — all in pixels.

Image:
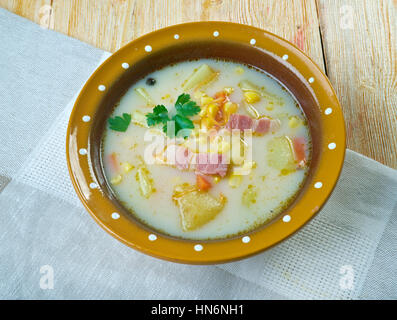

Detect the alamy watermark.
[
  {"left": 38, "top": 5, "right": 54, "bottom": 29},
  {"left": 340, "top": 5, "right": 354, "bottom": 30},
  {"left": 143, "top": 125, "right": 254, "bottom": 176},
  {"left": 39, "top": 265, "right": 54, "bottom": 290},
  {"left": 339, "top": 265, "right": 354, "bottom": 290}
]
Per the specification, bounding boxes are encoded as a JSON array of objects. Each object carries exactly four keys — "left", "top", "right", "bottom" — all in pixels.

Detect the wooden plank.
[
  {"left": 0, "top": 0, "right": 324, "bottom": 73},
  {"left": 48, "top": 0, "right": 325, "bottom": 70},
  {"left": 0, "top": 0, "right": 52, "bottom": 25},
  {"left": 317, "top": 0, "right": 397, "bottom": 168}
]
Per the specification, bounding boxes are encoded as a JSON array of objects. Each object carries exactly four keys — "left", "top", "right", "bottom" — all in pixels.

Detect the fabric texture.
[{"left": 0, "top": 9, "right": 396, "bottom": 300}]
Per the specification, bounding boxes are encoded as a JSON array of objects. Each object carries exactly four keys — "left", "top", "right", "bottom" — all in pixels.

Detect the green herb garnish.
[
  {"left": 108, "top": 113, "right": 131, "bottom": 132},
  {"left": 145, "top": 105, "right": 170, "bottom": 126},
  {"left": 146, "top": 94, "right": 200, "bottom": 138},
  {"left": 174, "top": 93, "right": 201, "bottom": 117}
]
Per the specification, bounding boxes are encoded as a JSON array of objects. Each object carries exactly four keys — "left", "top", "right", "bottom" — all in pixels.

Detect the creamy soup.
[{"left": 102, "top": 59, "right": 311, "bottom": 240}]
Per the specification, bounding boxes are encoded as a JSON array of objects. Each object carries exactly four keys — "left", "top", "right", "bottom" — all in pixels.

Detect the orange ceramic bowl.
[{"left": 66, "top": 22, "right": 345, "bottom": 264}]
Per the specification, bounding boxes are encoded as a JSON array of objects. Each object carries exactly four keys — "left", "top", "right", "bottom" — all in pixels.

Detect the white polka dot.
[
  {"left": 82, "top": 115, "right": 91, "bottom": 122},
  {"left": 98, "top": 85, "right": 106, "bottom": 91},
  {"left": 111, "top": 212, "right": 120, "bottom": 219},
  {"left": 250, "top": 38, "right": 256, "bottom": 45},
  {"left": 308, "top": 77, "right": 314, "bottom": 83},
  {"left": 174, "top": 34, "right": 180, "bottom": 39},
  {"left": 314, "top": 182, "right": 323, "bottom": 189},
  {"left": 282, "top": 54, "right": 289, "bottom": 60},
  {"left": 145, "top": 45, "right": 152, "bottom": 52},
  {"left": 89, "top": 182, "right": 98, "bottom": 189},
  {"left": 242, "top": 236, "right": 251, "bottom": 243},
  {"left": 325, "top": 108, "right": 333, "bottom": 115},
  {"left": 148, "top": 234, "right": 157, "bottom": 241},
  {"left": 283, "top": 215, "right": 291, "bottom": 222},
  {"left": 213, "top": 31, "right": 219, "bottom": 37},
  {"left": 194, "top": 244, "right": 203, "bottom": 252},
  {"left": 328, "top": 142, "right": 336, "bottom": 150},
  {"left": 79, "top": 148, "right": 87, "bottom": 155},
  {"left": 121, "top": 62, "right": 129, "bottom": 69}
]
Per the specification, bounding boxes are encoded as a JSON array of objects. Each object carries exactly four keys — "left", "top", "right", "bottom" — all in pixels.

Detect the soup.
[{"left": 102, "top": 59, "right": 311, "bottom": 240}]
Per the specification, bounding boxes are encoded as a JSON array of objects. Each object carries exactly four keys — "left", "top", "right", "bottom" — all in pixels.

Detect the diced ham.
[
  {"left": 253, "top": 117, "right": 271, "bottom": 133},
  {"left": 225, "top": 114, "right": 253, "bottom": 131},
  {"left": 165, "top": 144, "right": 194, "bottom": 170},
  {"left": 195, "top": 153, "right": 229, "bottom": 177},
  {"left": 292, "top": 137, "right": 307, "bottom": 168},
  {"left": 158, "top": 144, "right": 194, "bottom": 170},
  {"left": 226, "top": 113, "right": 280, "bottom": 134},
  {"left": 157, "top": 144, "right": 229, "bottom": 176},
  {"left": 175, "top": 146, "right": 193, "bottom": 170}
]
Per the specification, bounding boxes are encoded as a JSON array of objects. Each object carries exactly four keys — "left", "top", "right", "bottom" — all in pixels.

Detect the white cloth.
[{"left": 1, "top": 9, "right": 396, "bottom": 300}]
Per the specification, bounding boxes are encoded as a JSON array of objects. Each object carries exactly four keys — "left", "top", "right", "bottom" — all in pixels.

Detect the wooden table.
[{"left": 1, "top": 0, "right": 396, "bottom": 168}]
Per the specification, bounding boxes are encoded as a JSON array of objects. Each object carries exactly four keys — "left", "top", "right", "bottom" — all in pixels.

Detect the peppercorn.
[{"left": 146, "top": 78, "right": 156, "bottom": 86}]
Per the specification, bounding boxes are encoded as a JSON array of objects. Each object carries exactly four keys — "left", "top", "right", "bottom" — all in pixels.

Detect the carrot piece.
[
  {"left": 214, "top": 91, "right": 227, "bottom": 101},
  {"left": 108, "top": 152, "right": 119, "bottom": 172},
  {"left": 292, "top": 137, "right": 306, "bottom": 168},
  {"left": 215, "top": 106, "right": 225, "bottom": 123},
  {"left": 196, "top": 174, "right": 212, "bottom": 191}
]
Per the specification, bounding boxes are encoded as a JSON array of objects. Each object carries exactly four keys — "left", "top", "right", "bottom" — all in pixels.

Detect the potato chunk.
[
  {"left": 136, "top": 167, "right": 154, "bottom": 198},
  {"left": 266, "top": 136, "right": 295, "bottom": 172},
  {"left": 172, "top": 184, "right": 226, "bottom": 231}
]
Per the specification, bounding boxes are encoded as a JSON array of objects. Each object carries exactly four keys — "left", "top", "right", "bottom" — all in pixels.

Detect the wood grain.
[
  {"left": 48, "top": 0, "right": 325, "bottom": 70},
  {"left": 0, "top": 0, "right": 51, "bottom": 24},
  {"left": 0, "top": 0, "right": 395, "bottom": 168},
  {"left": 317, "top": 0, "right": 397, "bottom": 167}
]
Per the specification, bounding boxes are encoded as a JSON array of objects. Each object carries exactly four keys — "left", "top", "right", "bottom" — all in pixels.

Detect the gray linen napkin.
[{"left": 1, "top": 9, "right": 396, "bottom": 300}]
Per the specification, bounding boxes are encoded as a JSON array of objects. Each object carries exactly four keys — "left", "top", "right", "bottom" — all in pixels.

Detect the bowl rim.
[{"left": 66, "top": 21, "right": 346, "bottom": 264}]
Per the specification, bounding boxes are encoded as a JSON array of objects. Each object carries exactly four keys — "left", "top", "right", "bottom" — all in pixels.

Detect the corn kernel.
[
  {"left": 211, "top": 140, "right": 230, "bottom": 154},
  {"left": 122, "top": 162, "right": 133, "bottom": 173},
  {"left": 207, "top": 103, "right": 219, "bottom": 117},
  {"left": 266, "top": 101, "right": 274, "bottom": 111},
  {"left": 201, "top": 96, "right": 214, "bottom": 106},
  {"left": 244, "top": 91, "right": 261, "bottom": 104},
  {"left": 288, "top": 116, "right": 302, "bottom": 128},
  {"left": 228, "top": 174, "right": 243, "bottom": 188},
  {"left": 201, "top": 117, "right": 212, "bottom": 129},
  {"left": 235, "top": 67, "right": 244, "bottom": 75},
  {"left": 224, "top": 102, "right": 238, "bottom": 114},
  {"left": 199, "top": 105, "right": 208, "bottom": 117},
  {"left": 220, "top": 141, "right": 231, "bottom": 154},
  {"left": 224, "top": 87, "right": 234, "bottom": 94},
  {"left": 110, "top": 174, "right": 123, "bottom": 185},
  {"left": 194, "top": 90, "right": 206, "bottom": 99},
  {"left": 190, "top": 127, "right": 200, "bottom": 137},
  {"left": 213, "top": 176, "right": 221, "bottom": 184}
]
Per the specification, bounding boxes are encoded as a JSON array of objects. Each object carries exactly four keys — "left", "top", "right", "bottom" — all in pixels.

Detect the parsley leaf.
[
  {"left": 146, "top": 93, "right": 201, "bottom": 138},
  {"left": 172, "top": 114, "right": 195, "bottom": 138},
  {"left": 108, "top": 113, "right": 131, "bottom": 132},
  {"left": 173, "top": 114, "right": 194, "bottom": 130},
  {"left": 146, "top": 105, "right": 170, "bottom": 126},
  {"left": 175, "top": 93, "right": 201, "bottom": 117}
]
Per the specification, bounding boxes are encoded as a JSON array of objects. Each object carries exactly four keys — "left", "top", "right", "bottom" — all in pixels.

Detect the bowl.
[{"left": 66, "top": 22, "right": 345, "bottom": 264}]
